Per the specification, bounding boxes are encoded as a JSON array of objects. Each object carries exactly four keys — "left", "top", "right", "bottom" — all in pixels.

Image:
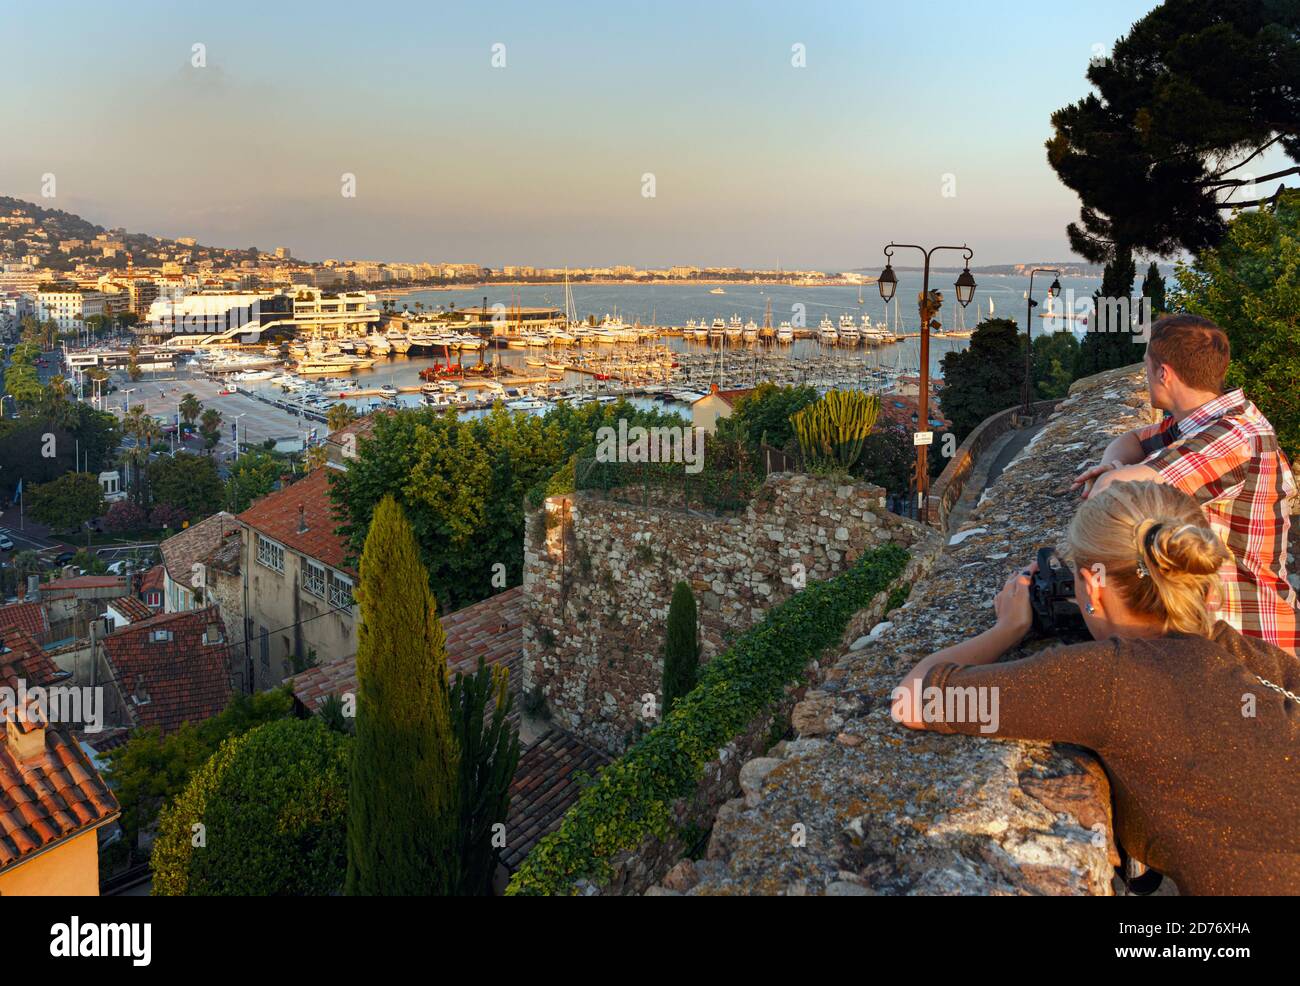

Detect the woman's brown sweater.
[{"left": 922, "top": 621, "right": 1299, "bottom": 895}]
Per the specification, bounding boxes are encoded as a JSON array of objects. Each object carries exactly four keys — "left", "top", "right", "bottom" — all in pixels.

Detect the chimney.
[
  {"left": 297, "top": 503, "right": 308, "bottom": 533},
  {"left": 6, "top": 705, "right": 46, "bottom": 763}
]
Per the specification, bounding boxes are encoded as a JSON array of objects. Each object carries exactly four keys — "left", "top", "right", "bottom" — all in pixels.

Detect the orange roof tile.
[
  {"left": 0, "top": 601, "right": 49, "bottom": 640},
  {"left": 101, "top": 607, "right": 233, "bottom": 735},
  {"left": 0, "top": 724, "right": 119, "bottom": 872},
  {"left": 0, "top": 627, "right": 62, "bottom": 691},
  {"left": 237, "top": 468, "right": 352, "bottom": 572}
]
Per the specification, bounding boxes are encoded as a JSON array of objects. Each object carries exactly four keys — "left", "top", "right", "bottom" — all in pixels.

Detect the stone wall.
[
  {"left": 668, "top": 365, "right": 1153, "bottom": 896},
  {"left": 930, "top": 398, "right": 1058, "bottom": 529},
  {"left": 521, "top": 473, "right": 925, "bottom": 755}
]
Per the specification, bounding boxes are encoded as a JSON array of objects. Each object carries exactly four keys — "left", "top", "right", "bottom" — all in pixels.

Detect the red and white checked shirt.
[{"left": 1137, "top": 389, "right": 1299, "bottom": 656}]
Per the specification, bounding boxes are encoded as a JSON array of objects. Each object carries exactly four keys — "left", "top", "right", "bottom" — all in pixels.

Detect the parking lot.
[{"left": 101, "top": 369, "right": 316, "bottom": 454}]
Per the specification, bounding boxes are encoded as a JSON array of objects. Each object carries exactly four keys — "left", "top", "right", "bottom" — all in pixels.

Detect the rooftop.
[
  {"left": 237, "top": 469, "right": 352, "bottom": 573},
  {"left": 0, "top": 601, "right": 49, "bottom": 640},
  {"left": 101, "top": 607, "right": 233, "bottom": 735},
  {"left": 159, "top": 511, "right": 239, "bottom": 584},
  {"left": 0, "top": 721, "right": 119, "bottom": 874}
]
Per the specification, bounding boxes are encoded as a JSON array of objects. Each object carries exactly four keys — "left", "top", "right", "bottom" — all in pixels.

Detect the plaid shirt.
[{"left": 1137, "top": 389, "right": 1299, "bottom": 656}]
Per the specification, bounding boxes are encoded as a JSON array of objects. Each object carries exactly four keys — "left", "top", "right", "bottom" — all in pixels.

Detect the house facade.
[{"left": 236, "top": 468, "right": 357, "bottom": 691}]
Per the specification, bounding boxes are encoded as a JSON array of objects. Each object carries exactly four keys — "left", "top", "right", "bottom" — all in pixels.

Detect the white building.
[{"left": 36, "top": 289, "right": 104, "bottom": 331}]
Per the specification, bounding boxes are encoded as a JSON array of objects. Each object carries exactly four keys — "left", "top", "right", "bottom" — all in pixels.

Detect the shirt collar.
[{"left": 1176, "top": 389, "right": 1246, "bottom": 434}]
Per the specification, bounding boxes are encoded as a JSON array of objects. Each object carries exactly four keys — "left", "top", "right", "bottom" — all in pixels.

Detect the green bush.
[
  {"left": 505, "top": 543, "right": 909, "bottom": 895},
  {"left": 151, "top": 718, "right": 350, "bottom": 896},
  {"left": 662, "top": 581, "right": 699, "bottom": 716}
]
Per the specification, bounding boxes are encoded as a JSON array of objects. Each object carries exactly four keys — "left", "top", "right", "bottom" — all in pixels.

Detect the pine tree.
[
  {"left": 662, "top": 581, "right": 699, "bottom": 716},
  {"left": 346, "top": 495, "right": 460, "bottom": 895}
]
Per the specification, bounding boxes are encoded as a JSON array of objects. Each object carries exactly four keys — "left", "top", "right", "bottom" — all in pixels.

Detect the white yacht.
[
  {"left": 385, "top": 327, "right": 412, "bottom": 353},
  {"left": 776, "top": 321, "right": 794, "bottom": 344},
  {"left": 366, "top": 333, "right": 392, "bottom": 355},
  {"left": 838, "top": 314, "right": 860, "bottom": 346},
  {"left": 725, "top": 315, "right": 743, "bottom": 343},
  {"left": 742, "top": 319, "right": 760, "bottom": 343},
  {"left": 708, "top": 318, "right": 726, "bottom": 344},
  {"left": 817, "top": 317, "right": 839, "bottom": 346}
]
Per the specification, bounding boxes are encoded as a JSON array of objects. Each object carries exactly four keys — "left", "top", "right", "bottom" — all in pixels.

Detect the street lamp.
[
  {"left": 232, "top": 413, "right": 246, "bottom": 461},
  {"left": 878, "top": 243, "right": 976, "bottom": 525},
  {"left": 1023, "top": 268, "right": 1062, "bottom": 416}
]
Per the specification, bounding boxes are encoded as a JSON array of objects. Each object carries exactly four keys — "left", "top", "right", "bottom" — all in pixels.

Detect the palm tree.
[
  {"left": 179, "top": 393, "right": 202, "bottom": 428},
  {"left": 326, "top": 402, "right": 357, "bottom": 433}
]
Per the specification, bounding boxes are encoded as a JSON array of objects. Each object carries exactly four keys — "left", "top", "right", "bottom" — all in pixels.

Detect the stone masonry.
[
  {"left": 667, "top": 365, "right": 1155, "bottom": 896},
  {"left": 521, "top": 473, "right": 924, "bottom": 755}
]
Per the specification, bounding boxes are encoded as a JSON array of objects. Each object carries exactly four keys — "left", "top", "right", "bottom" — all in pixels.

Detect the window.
[
  {"left": 303, "top": 559, "right": 326, "bottom": 598},
  {"left": 256, "top": 534, "right": 284, "bottom": 573},
  {"left": 150, "top": 629, "right": 173, "bottom": 643},
  {"left": 328, "top": 572, "right": 354, "bottom": 611}
]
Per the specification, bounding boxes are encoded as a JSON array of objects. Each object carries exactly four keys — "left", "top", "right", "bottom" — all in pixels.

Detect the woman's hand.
[{"left": 993, "top": 566, "right": 1034, "bottom": 641}]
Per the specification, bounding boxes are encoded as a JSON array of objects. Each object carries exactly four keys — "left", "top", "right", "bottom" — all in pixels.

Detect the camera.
[{"left": 1028, "top": 546, "right": 1089, "bottom": 639}]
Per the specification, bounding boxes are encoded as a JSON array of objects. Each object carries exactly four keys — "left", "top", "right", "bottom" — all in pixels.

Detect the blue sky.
[{"left": 0, "top": 0, "right": 1218, "bottom": 267}]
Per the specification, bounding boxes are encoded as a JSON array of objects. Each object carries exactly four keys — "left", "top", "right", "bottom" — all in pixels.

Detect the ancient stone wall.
[
  {"left": 667, "top": 365, "right": 1154, "bottom": 896},
  {"left": 521, "top": 473, "right": 925, "bottom": 755}
]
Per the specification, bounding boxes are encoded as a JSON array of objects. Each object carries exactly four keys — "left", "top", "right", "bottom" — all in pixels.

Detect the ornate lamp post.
[
  {"left": 878, "top": 244, "right": 976, "bottom": 524},
  {"left": 1022, "top": 268, "right": 1062, "bottom": 416}
]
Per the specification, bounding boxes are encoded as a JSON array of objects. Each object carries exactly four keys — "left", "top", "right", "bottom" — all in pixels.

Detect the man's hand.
[{"left": 1072, "top": 460, "right": 1120, "bottom": 498}]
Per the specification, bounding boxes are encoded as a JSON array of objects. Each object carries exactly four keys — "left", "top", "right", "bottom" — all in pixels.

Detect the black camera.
[{"left": 1028, "top": 546, "right": 1089, "bottom": 640}]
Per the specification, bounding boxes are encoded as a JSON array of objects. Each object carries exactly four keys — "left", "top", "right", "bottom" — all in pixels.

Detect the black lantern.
[
  {"left": 1048, "top": 276, "right": 1062, "bottom": 298},
  {"left": 878, "top": 263, "right": 897, "bottom": 303},
  {"left": 954, "top": 266, "right": 976, "bottom": 307}
]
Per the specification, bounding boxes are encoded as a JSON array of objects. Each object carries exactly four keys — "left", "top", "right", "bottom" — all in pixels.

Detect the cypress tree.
[
  {"left": 346, "top": 495, "right": 460, "bottom": 895},
  {"left": 1141, "top": 261, "right": 1166, "bottom": 316},
  {"left": 662, "top": 581, "right": 699, "bottom": 716},
  {"left": 1076, "top": 247, "right": 1143, "bottom": 377}
]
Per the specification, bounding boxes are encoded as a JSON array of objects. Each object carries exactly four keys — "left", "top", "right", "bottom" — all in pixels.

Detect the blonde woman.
[{"left": 895, "top": 481, "right": 1299, "bottom": 895}]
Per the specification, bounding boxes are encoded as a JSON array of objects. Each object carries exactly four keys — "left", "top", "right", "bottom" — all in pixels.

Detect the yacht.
[
  {"left": 817, "top": 317, "right": 839, "bottom": 346},
  {"left": 366, "top": 333, "right": 392, "bottom": 355},
  {"left": 725, "top": 315, "right": 743, "bottom": 343},
  {"left": 692, "top": 324, "right": 709, "bottom": 343},
  {"left": 297, "top": 354, "right": 375, "bottom": 375},
  {"left": 742, "top": 319, "right": 760, "bottom": 343},
  {"left": 708, "top": 318, "right": 726, "bottom": 344},
  {"left": 525, "top": 334, "right": 550, "bottom": 347},
  {"left": 505, "top": 397, "right": 552, "bottom": 412},
  {"left": 838, "top": 315, "right": 860, "bottom": 346},
  {"left": 709, "top": 287, "right": 726, "bottom": 295},
  {"left": 595, "top": 316, "right": 624, "bottom": 343},
  {"left": 385, "top": 327, "right": 412, "bottom": 353},
  {"left": 777, "top": 321, "right": 794, "bottom": 344}
]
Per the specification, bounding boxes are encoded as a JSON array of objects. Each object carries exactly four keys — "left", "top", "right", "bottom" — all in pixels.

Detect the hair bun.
[{"left": 1148, "top": 520, "right": 1228, "bottom": 578}]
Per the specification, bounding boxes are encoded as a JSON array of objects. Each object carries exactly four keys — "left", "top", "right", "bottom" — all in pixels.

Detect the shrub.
[
  {"left": 662, "top": 581, "right": 699, "bottom": 716},
  {"left": 103, "top": 499, "right": 147, "bottom": 533},
  {"left": 151, "top": 717, "right": 350, "bottom": 896}
]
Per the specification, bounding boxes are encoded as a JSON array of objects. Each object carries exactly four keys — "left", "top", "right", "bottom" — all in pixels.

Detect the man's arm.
[
  {"left": 1072, "top": 428, "right": 1151, "bottom": 496},
  {"left": 1090, "top": 462, "right": 1162, "bottom": 497}
]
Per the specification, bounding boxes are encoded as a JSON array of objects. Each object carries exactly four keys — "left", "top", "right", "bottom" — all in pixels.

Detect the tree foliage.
[
  {"left": 1172, "top": 189, "right": 1300, "bottom": 461},
  {"left": 1047, "top": 0, "right": 1300, "bottom": 262},
  {"left": 329, "top": 401, "right": 685, "bottom": 610},
  {"left": 27, "top": 471, "right": 103, "bottom": 532},
  {"left": 152, "top": 717, "right": 350, "bottom": 896},
  {"left": 938, "top": 318, "right": 1026, "bottom": 441},
  {"left": 713, "top": 382, "right": 819, "bottom": 455},
  {"left": 1075, "top": 248, "right": 1145, "bottom": 377},
  {"left": 106, "top": 687, "right": 294, "bottom": 856},
  {"left": 346, "top": 496, "right": 460, "bottom": 895},
  {"left": 449, "top": 660, "right": 520, "bottom": 895},
  {"left": 147, "top": 451, "right": 224, "bottom": 519},
  {"left": 662, "top": 581, "right": 699, "bottom": 716}
]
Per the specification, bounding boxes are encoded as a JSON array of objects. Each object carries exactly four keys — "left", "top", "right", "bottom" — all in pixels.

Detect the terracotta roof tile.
[
  {"left": 107, "top": 595, "right": 154, "bottom": 624},
  {"left": 0, "top": 627, "right": 62, "bottom": 690},
  {"left": 0, "top": 601, "right": 49, "bottom": 639},
  {"left": 0, "top": 722, "right": 119, "bottom": 872},
  {"left": 237, "top": 469, "right": 351, "bottom": 572},
  {"left": 159, "top": 511, "right": 239, "bottom": 585},
  {"left": 102, "top": 607, "right": 233, "bottom": 735},
  {"left": 501, "top": 729, "right": 610, "bottom": 870}
]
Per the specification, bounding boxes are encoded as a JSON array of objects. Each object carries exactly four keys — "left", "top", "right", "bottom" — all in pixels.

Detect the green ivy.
[{"left": 505, "top": 544, "right": 909, "bottom": 896}]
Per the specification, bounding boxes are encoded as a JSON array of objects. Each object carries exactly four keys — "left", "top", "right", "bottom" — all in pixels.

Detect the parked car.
[
  {"left": 0, "top": 533, "right": 14, "bottom": 551},
  {"left": 52, "top": 550, "right": 76, "bottom": 566}
]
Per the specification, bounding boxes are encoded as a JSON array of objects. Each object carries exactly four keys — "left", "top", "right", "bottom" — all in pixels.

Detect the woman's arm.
[{"left": 894, "top": 567, "right": 1033, "bottom": 729}]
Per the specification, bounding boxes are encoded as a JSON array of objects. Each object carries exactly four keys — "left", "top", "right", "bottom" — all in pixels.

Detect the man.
[{"left": 1073, "top": 313, "right": 1298, "bottom": 656}]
